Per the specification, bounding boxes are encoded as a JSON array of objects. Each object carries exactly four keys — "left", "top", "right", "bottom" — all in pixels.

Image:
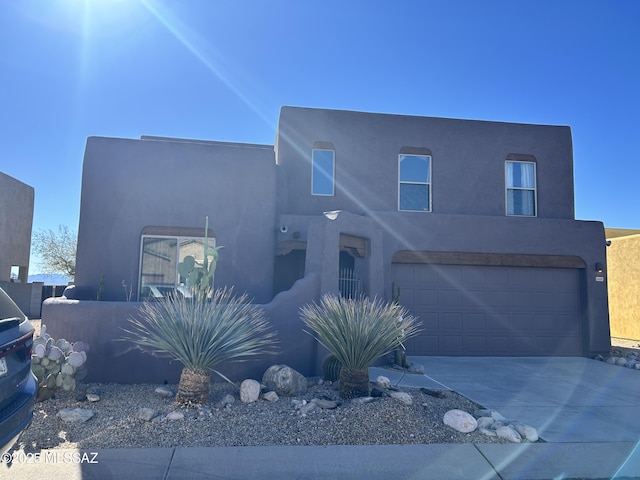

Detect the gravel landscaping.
[
  {"left": 15, "top": 322, "right": 633, "bottom": 453},
  {"left": 14, "top": 378, "right": 512, "bottom": 452}
]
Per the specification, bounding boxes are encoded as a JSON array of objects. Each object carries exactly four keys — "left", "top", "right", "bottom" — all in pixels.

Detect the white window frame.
[
  {"left": 505, "top": 160, "right": 537, "bottom": 217},
  {"left": 398, "top": 154, "right": 432, "bottom": 212},
  {"left": 311, "top": 148, "right": 335, "bottom": 196}
]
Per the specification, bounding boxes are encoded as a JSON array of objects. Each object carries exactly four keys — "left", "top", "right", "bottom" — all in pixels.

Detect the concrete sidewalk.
[
  {"left": 3, "top": 357, "right": 640, "bottom": 479},
  {"left": 3, "top": 442, "right": 640, "bottom": 479}
]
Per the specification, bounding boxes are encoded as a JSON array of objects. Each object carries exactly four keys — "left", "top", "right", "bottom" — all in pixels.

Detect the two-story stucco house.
[{"left": 45, "top": 106, "right": 610, "bottom": 383}]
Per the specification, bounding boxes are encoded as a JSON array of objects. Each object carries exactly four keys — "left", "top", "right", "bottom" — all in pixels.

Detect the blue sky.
[{"left": 0, "top": 0, "right": 639, "bottom": 273}]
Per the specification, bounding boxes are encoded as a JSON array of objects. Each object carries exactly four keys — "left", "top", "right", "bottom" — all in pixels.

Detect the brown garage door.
[{"left": 392, "top": 263, "right": 584, "bottom": 356}]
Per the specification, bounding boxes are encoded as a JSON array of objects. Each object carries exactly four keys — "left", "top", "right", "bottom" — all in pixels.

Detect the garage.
[{"left": 392, "top": 259, "right": 585, "bottom": 356}]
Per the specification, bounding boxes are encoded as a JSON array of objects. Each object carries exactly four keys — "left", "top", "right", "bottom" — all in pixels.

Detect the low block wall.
[
  {"left": 0, "top": 281, "right": 43, "bottom": 318},
  {"left": 40, "top": 274, "right": 321, "bottom": 384}
]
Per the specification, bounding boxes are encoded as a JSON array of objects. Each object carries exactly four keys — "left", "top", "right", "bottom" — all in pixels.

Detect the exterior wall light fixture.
[{"left": 595, "top": 262, "right": 604, "bottom": 274}]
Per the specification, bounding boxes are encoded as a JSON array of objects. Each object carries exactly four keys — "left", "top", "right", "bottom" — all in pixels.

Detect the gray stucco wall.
[
  {"left": 274, "top": 107, "right": 608, "bottom": 355},
  {"left": 275, "top": 106, "right": 575, "bottom": 219},
  {"left": 74, "top": 136, "right": 277, "bottom": 303},
  {"left": 42, "top": 272, "right": 321, "bottom": 384},
  {"left": 0, "top": 171, "right": 34, "bottom": 282},
  {"left": 43, "top": 106, "right": 610, "bottom": 384}
]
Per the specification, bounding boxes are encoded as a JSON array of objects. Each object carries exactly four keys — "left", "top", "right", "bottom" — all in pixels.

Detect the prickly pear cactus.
[{"left": 31, "top": 324, "right": 89, "bottom": 401}]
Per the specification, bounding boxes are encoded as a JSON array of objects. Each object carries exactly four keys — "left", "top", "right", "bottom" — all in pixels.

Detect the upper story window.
[
  {"left": 138, "top": 227, "right": 215, "bottom": 301},
  {"left": 506, "top": 160, "right": 537, "bottom": 216},
  {"left": 399, "top": 154, "right": 431, "bottom": 212},
  {"left": 311, "top": 148, "right": 335, "bottom": 196}
]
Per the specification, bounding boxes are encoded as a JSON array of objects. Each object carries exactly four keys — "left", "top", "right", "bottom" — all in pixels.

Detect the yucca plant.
[
  {"left": 123, "top": 287, "right": 277, "bottom": 404},
  {"left": 301, "top": 294, "right": 420, "bottom": 399}
]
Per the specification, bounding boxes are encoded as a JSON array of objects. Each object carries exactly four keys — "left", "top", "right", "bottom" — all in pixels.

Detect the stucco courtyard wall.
[
  {"left": 607, "top": 234, "right": 640, "bottom": 340},
  {"left": 40, "top": 273, "right": 321, "bottom": 384}
]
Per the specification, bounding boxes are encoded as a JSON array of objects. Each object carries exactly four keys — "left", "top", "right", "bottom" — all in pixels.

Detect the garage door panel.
[
  {"left": 486, "top": 291, "right": 510, "bottom": 309},
  {"left": 533, "top": 292, "right": 579, "bottom": 312},
  {"left": 393, "top": 263, "right": 583, "bottom": 356},
  {"left": 463, "top": 336, "right": 487, "bottom": 354},
  {"left": 463, "top": 313, "right": 487, "bottom": 330},
  {"left": 439, "top": 289, "right": 462, "bottom": 307},
  {"left": 440, "top": 312, "right": 463, "bottom": 330},
  {"left": 415, "top": 289, "right": 438, "bottom": 306},
  {"left": 462, "top": 290, "right": 486, "bottom": 308},
  {"left": 440, "top": 335, "right": 463, "bottom": 353}
]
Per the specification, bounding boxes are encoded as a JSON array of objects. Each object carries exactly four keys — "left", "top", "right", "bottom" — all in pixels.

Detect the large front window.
[
  {"left": 399, "top": 154, "right": 431, "bottom": 211},
  {"left": 506, "top": 161, "right": 536, "bottom": 216},
  {"left": 312, "top": 148, "right": 335, "bottom": 196},
  {"left": 139, "top": 235, "right": 215, "bottom": 300}
]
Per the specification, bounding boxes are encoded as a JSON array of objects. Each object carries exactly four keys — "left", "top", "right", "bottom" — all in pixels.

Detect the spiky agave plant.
[
  {"left": 301, "top": 294, "right": 420, "bottom": 399},
  {"left": 123, "top": 287, "right": 277, "bottom": 404}
]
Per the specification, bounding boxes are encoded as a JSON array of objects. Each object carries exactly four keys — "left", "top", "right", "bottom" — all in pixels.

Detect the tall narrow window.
[
  {"left": 399, "top": 154, "right": 431, "bottom": 211},
  {"left": 506, "top": 161, "right": 536, "bottom": 216},
  {"left": 312, "top": 148, "right": 335, "bottom": 196}
]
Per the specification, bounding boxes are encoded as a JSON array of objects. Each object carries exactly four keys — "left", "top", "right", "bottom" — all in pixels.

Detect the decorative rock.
[
  {"left": 476, "top": 416, "right": 495, "bottom": 429},
  {"left": 376, "top": 376, "right": 391, "bottom": 389},
  {"left": 221, "top": 394, "right": 235, "bottom": 406},
  {"left": 311, "top": 398, "right": 338, "bottom": 409},
  {"left": 496, "top": 425, "right": 522, "bottom": 443},
  {"left": 479, "top": 427, "right": 497, "bottom": 436},
  {"left": 606, "top": 357, "right": 617, "bottom": 364},
  {"left": 291, "top": 399, "right": 305, "bottom": 409},
  {"left": 513, "top": 423, "right": 539, "bottom": 442},
  {"left": 86, "top": 393, "right": 100, "bottom": 402},
  {"left": 616, "top": 357, "right": 627, "bottom": 366},
  {"left": 57, "top": 408, "right": 95, "bottom": 423},
  {"left": 408, "top": 363, "right": 425, "bottom": 375},
  {"left": 166, "top": 411, "right": 184, "bottom": 421},
  {"left": 136, "top": 408, "right": 157, "bottom": 422},
  {"left": 261, "top": 391, "right": 279, "bottom": 403},
  {"left": 155, "top": 387, "right": 174, "bottom": 398},
  {"left": 240, "top": 379, "right": 261, "bottom": 403},
  {"left": 298, "top": 402, "right": 317, "bottom": 416},
  {"left": 262, "top": 365, "right": 307, "bottom": 395},
  {"left": 351, "top": 396, "right": 375, "bottom": 405},
  {"left": 491, "top": 410, "right": 506, "bottom": 421},
  {"left": 390, "top": 391, "right": 413, "bottom": 406},
  {"left": 443, "top": 409, "right": 478, "bottom": 433}
]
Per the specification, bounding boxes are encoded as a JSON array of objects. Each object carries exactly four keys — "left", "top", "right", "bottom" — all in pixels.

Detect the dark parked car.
[{"left": 0, "top": 287, "right": 36, "bottom": 457}]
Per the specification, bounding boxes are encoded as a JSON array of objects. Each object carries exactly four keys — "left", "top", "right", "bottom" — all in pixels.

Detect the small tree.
[{"left": 31, "top": 225, "right": 77, "bottom": 278}]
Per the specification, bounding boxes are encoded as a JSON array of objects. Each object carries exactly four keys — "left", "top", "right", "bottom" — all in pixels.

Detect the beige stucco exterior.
[{"left": 606, "top": 229, "right": 640, "bottom": 340}]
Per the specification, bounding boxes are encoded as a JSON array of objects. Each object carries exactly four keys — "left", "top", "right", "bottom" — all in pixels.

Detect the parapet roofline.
[
  {"left": 140, "top": 135, "right": 273, "bottom": 150},
  {"left": 279, "top": 105, "right": 571, "bottom": 129}
]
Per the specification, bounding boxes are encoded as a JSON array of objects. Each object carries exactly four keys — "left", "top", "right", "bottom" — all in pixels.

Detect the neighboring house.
[
  {"left": 0, "top": 171, "right": 33, "bottom": 283},
  {"left": 43, "top": 107, "right": 611, "bottom": 383},
  {"left": 605, "top": 228, "right": 640, "bottom": 340},
  {"left": 0, "top": 171, "right": 42, "bottom": 316}
]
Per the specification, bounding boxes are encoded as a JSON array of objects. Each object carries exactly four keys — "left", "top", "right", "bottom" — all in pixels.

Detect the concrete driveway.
[{"left": 374, "top": 356, "right": 640, "bottom": 443}]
